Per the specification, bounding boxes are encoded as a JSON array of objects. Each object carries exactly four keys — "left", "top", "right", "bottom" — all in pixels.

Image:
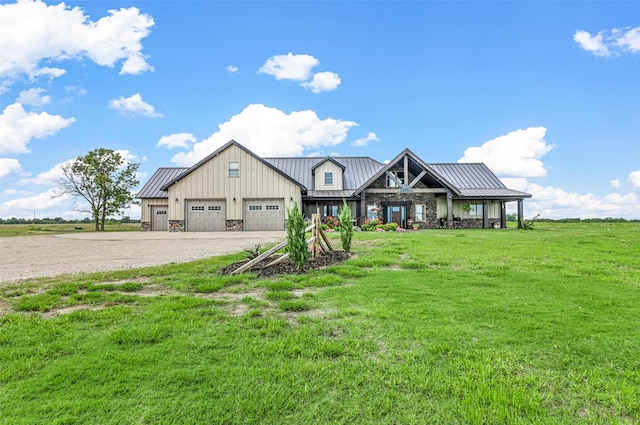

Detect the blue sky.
[{"left": 1, "top": 0, "right": 639, "bottom": 220}]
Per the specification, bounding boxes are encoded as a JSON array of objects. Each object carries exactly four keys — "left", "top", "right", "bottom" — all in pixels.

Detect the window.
[
  {"left": 266, "top": 205, "right": 279, "bottom": 211},
  {"left": 228, "top": 161, "right": 239, "bottom": 177},
  {"left": 367, "top": 205, "right": 378, "bottom": 220},
  {"left": 324, "top": 172, "right": 333, "bottom": 186},
  {"left": 469, "top": 203, "right": 483, "bottom": 216},
  {"left": 208, "top": 205, "right": 221, "bottom": 211},
  {"left": 386, "top": 171, "right": 404, "bottom": 188},
  {"left": 249, "top": 205, "right": 262, "bottom": 211},
  {"left": 191, "top": 206, "right": 205, "bottom": 211},
  {"left": 415, "top": 204, "right": 425, "bottom": 221},
  {"left": 155, "top": 210, "right": 167, "bottom": 215}
]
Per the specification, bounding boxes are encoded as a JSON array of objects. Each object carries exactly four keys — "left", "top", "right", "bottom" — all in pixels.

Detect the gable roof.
[
  {"left": 429, "top": 163, "right": 532, "bottom": 198},
  {"left": 311, "top": 157, "right": 346, "bottom": 172},
  {"left": 159, "top": 140, "right": 307, "bottom": 191},
  {"left": 353, "top": 148, "right": 459, "bottom": 196},
  {"left": 136, "top": 167, "right": 188, "bottom": 198},
  {"left": 264, "top": 157, "right": 384, "bottom": 191}
]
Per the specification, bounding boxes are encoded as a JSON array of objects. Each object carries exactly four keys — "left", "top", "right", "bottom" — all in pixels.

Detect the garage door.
[
  {"left": 186, "top": 199, "right": 226, "bottom": 231},
  {"left": 244, "top": 199, "right": 285, "bottom": 231},
  {"left": 150, "top": 205, "right": 168, "bottom": 231}
]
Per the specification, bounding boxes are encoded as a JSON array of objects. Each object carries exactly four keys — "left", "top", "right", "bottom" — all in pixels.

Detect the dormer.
[{"left": 312, "top": 158, "right": 345, "bottom": 190}]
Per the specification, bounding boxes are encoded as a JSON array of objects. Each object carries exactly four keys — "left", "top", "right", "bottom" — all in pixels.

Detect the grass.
[
  {"left": 0, "top": 222, "right": 140, "bottom": 237},
  {"left": 0, "top": 222, "right": 639, "bottom": 424}
]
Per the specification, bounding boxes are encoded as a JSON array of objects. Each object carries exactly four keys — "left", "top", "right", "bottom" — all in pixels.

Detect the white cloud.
[
  {"left": 0, "top": 188, "right": 75, "bottom": 218},
  {"left": 574, "top": 26, "right": 640, "bottom": 57},
  {"left": 351, "top": 132, "right": 379, "bottom": 147},
  {"left": 170, "top": 104, "right": 357, "bottom": 166},
  {"left": 459, "top": 127, "right": 554, "bottom": 178},
  {"left": 258, "top": 53, "right": 319, "bottom": 81},
  {"left": 0, "top": 158, "right": 23, "bottom": 179},
  {"left": 0, "top": 103, "right": 75, "bottom": 155},
  {"left": 227, "top": 65, "right": 238, "bottom": 74},
  {"left": 610, "top": 179, "right": 620, "bottom": 189},
  {"left": 108, "top": 93, "right": 162, "bottom": 117},
  {"left": 157, "top": 133, "right": 196, "bottom": 149},
  {"left": 0, "top": 0, "right": 154, "bottom": 90},
  {"left": 16, "top": 88, "right": 51, "bottom": 107},
  {"left": 300, "top": 71, "right": 341, "bottom": 93},
  {"left": 19, "top": 160, "right": 70, "bottom": 185},
  {"left": 515, "top": 181, "right": 640, "bottom": 219},
  {"left": 628, "top": 170, "right": 640, "bottom": 188}
]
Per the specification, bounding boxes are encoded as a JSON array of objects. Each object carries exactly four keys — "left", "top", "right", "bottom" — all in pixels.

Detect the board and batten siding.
[
  {"left": 314, "top": 162, "right": 343, "bottom": 190},
  {"left": 141, "top": 198, "right": 170, "bottom": 222},
  {"left": 167, "top": 144, "right": 302, "bottom": 221}
]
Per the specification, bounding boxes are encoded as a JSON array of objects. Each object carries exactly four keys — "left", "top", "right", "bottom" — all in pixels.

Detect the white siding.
[
  {"left": 168, "top": 144, "right": 301, "bottom": 221},
  {"left": 314, "top": 162, "right": 343, "bottom": 190}
]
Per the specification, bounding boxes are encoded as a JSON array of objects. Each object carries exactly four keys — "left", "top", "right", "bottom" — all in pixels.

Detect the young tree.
[
  {"left": 338, "top": 200, "right": 353, "bottom": 252},
  {"left": 58, "top": 148, "right": 139, "bottom": 231},
  {"left": 285, "top": 202, "right": 309, "bottom": 270}
]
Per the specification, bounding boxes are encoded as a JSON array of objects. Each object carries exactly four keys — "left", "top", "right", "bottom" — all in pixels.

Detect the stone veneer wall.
[
  {"left": 365, "top": 192, "right": 440, "bottom": 229},
  {"left": 226, "top": 220, "right": 243, "bottom": 231},
  {"left": 140, "top": 222, "right": 150, "bottom": 231},
  {"left": 169, "top": 220, "right": 185, "bottom": 232}
]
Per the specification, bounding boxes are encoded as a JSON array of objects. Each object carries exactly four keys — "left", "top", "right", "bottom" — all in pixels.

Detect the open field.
[
  {"left": 1, "top": 222, "right": 639, "bottom": 424},
  {"left": 0, "top": 222, "right": 140, "bottom": 237}
]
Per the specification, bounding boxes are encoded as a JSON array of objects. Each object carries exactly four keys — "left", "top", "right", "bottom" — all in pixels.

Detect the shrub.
[
  {"left": 380, "top": 223, "right": 398, "bottom": 231},
  {"left": 323, "top": 215, "right": 340, "bottom": 230},
  {"left": 521, "top": 220, "right": 535, "bottom": 230},
  {"left": 338, "top": 201, "right": 353, "bottom": 252},
  {"left": 361, "top": 217, "right": 381, "bottom": 231},
  {"left": 285, "top": 202, "right": 309, "bottom": 270}
]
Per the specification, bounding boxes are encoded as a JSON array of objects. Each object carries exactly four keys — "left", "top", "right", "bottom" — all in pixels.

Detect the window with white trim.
[
  {"left": 191, "top": 206, "right": 205, "bottom": 211},
  {"left": 367, "top": 205, "right": 378, "bottom": 220},
  {"left": 324, "top": 172, "right": 333, "bottom": 185},
  {"left": 228, "top": 161, "right": 239, "bottom": 177},
  {"left": 266, "top": 205, "right": 279, "bottom": 210},
  {"left": 208, "top": 205, "right": 222, "bottom": 211},
  {"left": 415, "top": 204, "right": 425, "bottom": 221},
  {"left": 469, "top": 203, "right": 483, "bottom": 216},
  {"left": 249, "top": 205, "right": 262, "bottom": 211}
]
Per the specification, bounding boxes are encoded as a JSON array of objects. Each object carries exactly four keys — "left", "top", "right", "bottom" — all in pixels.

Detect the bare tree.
[{"left": 58, "top": 148, "right": 139, "bottom": 231}]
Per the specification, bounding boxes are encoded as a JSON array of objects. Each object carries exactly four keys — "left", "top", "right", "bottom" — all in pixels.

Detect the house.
[{"left": 136, "top": 140, "right": 531, "bottom": 231}]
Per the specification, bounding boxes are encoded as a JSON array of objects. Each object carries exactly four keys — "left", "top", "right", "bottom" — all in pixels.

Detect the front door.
[{"left": 387, "top": 204, "right": 406, "bottom": 228}]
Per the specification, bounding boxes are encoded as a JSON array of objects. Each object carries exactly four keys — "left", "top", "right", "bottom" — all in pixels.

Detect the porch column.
[
  {"left": 360, "top": 193, "right": 367, "bottom": 225},
  {"left": 482, "top": 200, "right": 489, "bottom": 229},
  {"left": 517, "top": 199, "right": 524, "bottom": 229},
  {"left": 446, "top": 192, "right": 453, "bottom": 227},
  {"left": 501, "top": 202, "right": 507, "bottom": 228}
]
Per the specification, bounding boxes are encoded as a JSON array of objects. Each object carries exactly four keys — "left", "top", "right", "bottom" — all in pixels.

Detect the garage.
[
  {"left": 244, "top": 199, "right": 285, "bottom": 231},
  {"left": 186, "top": 199, "right": 226, "bottom": 231},
  {"left": 150, "top": 205, "right": 168, "bottom": 231}
]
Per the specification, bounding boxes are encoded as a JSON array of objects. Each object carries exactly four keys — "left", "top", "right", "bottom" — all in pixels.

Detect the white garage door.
[
  {"left": 244, "top": 199, "right": 285, "bottom": 231},
  {"left": 150, "top": 205, "right": 168, "bottom": 231},
  {"left": 186, "top": 199, "right": 226, "bottom": 231}
]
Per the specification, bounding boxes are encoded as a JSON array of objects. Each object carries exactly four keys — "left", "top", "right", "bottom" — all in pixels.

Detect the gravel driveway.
[{"left": 0, "top": 231, "right": 286, "bottom": 284}]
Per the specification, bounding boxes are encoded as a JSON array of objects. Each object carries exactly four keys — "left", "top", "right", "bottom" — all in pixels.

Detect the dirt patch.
[
  {"left": 41, "top": 304, "right": 109, "bottom": 319},
  {"left": 94, "top": 277, "right": 152, "bottom": 286},
  {"left": 219, "top": 250, "right": 351, "bottom": 277}
]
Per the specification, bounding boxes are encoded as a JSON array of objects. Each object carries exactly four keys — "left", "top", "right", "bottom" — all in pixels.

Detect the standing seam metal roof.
[{"left": 136, "top": 167, "right": 188, "bottom": 198}]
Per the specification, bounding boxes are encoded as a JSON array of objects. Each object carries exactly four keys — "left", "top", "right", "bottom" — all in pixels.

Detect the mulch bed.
[{"left": 219, "top": 250, "right": 351, "bottom": 277}]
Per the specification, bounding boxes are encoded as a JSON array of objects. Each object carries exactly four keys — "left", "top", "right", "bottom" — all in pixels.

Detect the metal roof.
[
  {"left": 136, "top": 167, "right": 188, "bottom": 198},
  {"left": 264, "top": 157, "right": 384, "bottom": 190},
  {"left": 304, "top": 190, "right": 357, "bottom": 199},
  {"left": 428, "top": 163, "right": 531, "bottom": 198}
]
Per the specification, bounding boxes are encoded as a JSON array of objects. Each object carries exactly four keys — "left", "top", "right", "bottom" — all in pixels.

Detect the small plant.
[
  {"left": 338, "top": 201, "right": 353, "bottom": 252},
  {"left": 285, "top": 202, "right": 309, "bottom": 270},
  {"left": 521, "top": 220, "right": 535, "bottom": 230},
  {"left": 323, "top": 216, "right": 340, "bottom": 230},
  {"left": 463, "top": 202, "right": 472, "bottom": 212},
  {"left": 243, "top": 244, "right": 262, "bottom": 260},
  {"left": 361, "top": 217, "right": 381, "bottom": 231}
]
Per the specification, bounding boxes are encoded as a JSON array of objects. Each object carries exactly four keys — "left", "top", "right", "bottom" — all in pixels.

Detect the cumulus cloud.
[
  {"left": 226, "top": 65, "right": 238, "bottom": 74},
  {"left": 170, "top": 104, "right": 357, "bottom": 166},
  {"left": 108, "top": 93, "right": 162, "bottom": 117},
  {"left": 459, "top": 127, "right": 554, "bottom": 178},
  {"left": 511, "top": 181, "right": 640, "bottom": 219},
  {"left": 300, "top": 71, "right": 341, "bottom": 93},
  {"left": 351, "top": 132, "right": 379, "bottom": 147},
  {"left": 0, "top": 0, "right": 154, "bottom": 90},
  {"left": 16, "top": 88, "right": 51, "bottom": 107},
  {"left": 157, "top": 133, "right": 196, "bottom": 149},
  {"left": 0, "top": 103, "right": 75, "bottom": 155},
  {"left": 258, "top": 53, "right": 319, "bottom": 81},
  {"left": 628, "top": 170, "right": 640, "bottom": 188},
  {"left": 610, "top": 179, "right": 620, "bottom": 189},
  {"left": 574, "top": 26, "right": 640, "bottom": 57},
  {"left": 0, "top": 188, "right": 75, "bottom": 218},
  {"left": 0, "top": 158, "right": 23, "bottom": 179}
]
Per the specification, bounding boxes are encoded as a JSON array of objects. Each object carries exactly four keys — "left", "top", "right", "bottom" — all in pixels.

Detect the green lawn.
[{"left": 1, "top": 222, "right": 639, "bottom": 424}]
